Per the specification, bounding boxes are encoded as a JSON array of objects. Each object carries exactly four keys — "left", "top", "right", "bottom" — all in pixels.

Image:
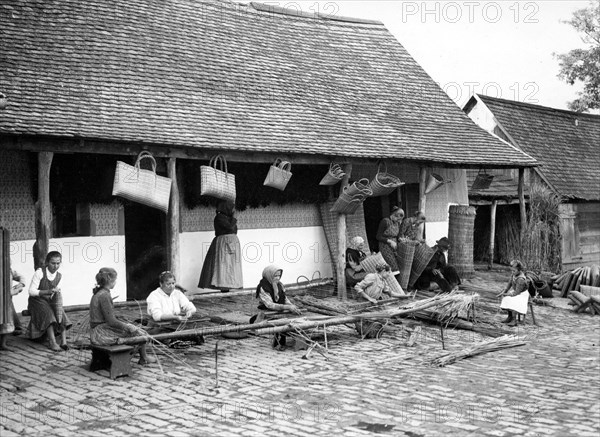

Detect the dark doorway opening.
[{"left": 124, "top": 203, "right": 166, "bottom": 300}]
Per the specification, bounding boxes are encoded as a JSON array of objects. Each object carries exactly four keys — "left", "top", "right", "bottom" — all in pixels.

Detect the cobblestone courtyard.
[{"left": 1, "top": 268, "right": 599, "bottom": 436}]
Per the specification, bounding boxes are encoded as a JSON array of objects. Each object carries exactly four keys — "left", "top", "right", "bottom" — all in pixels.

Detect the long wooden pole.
[
  {"left": 33, "top": 152, "right": 53, "bottom": 270},
  {"left": 336, "top": 164, "right": 352, "bottom": 300},
  {"left": 518, "top": 168, "right": 526, "bottom": 241},
  {"left": 488, "top": 200, "right": 497, "bottom": 269},
  {"left": 167, "top": 158, "right": 180, "bottom": 279},
  {"left": 418, "top": 167, "right": 427, "bottom": 240}
]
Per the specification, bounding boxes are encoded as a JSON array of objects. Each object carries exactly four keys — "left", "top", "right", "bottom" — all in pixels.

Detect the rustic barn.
[
  {"left": 464, "top": 94, "right": 600, "bottom": 269},
  {"left": 0, "top": 1, "right": 536, "bottom": 310}
]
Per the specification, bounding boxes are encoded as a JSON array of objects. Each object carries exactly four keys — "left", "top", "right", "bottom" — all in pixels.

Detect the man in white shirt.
[{"left": 146, "top": 272, "right": 196, "bottom": 323}]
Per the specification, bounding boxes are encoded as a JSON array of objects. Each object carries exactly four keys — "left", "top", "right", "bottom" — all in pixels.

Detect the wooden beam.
[
  {"left": 167, "top": 158, "right": 180, "bottom": 279},
  {"left": 418, "top": 167, "right": 427, "bottom": 239},
  {"left": 518, "top": 168, "right": 526, "bottom": 240},
  {"left": 33, "top": 152, "right": 53, "bottom": 270},
  {"left": 488, "top": 200, "right": 497, "bottom": 269},
  {"left": 336, "top": 164, "right": 352, "bottom": 300}
]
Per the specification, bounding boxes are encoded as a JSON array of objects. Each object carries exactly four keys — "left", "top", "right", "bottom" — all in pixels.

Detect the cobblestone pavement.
[{"left": 1, "top": 267, "right": 599, "bottom": 436}]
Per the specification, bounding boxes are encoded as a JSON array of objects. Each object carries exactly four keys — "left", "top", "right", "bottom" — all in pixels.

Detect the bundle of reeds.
[{"left": 428, "top": 334, "right": 527, "bottom": 367}]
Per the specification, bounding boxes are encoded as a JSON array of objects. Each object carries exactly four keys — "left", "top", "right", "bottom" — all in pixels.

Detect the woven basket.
[
  {"left": 384, "top": 275, "right": 405, "bottom": 296},
  {"left": 330, "top": 191, "right": 364, "bottom": 215},
  {"left": 367, "top": 162, "right": 404, "bottom": 197},
  {"left": 396, "top": 240, "right": 418, "bottom": 289},
  {"left": 344, "top": 178, "right": 372, "bottom": 197},
  {"left": 360, "top": 252, "right": 387, "bottom": 274},
  {"left": 319, "top": 163, "right": 346, "bottom": 186},
  {"left": 408, "top": 244, "right": 435, "bottom": 287},
  {"left": 447, "top": 205, "right": 476, "bottom": 279},
  {"left": 471, "top": 172, "right": 494, "bottom": 190}
]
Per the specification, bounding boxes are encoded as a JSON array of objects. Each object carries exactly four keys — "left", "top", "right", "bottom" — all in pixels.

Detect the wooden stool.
[
  {"left": 517, "top": 300, "right": 537, "bottom": 326},
  {"left": 90, "top": 344, "right": 135, "bottom": 379}
]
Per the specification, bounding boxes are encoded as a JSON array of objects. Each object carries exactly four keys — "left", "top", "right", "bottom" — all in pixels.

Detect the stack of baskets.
[{"left": 330, "top": 178, "right": 373, "bottom": 214}]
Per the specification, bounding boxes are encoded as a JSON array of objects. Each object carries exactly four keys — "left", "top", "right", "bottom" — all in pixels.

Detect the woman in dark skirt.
[
  {"left": 198, "top": 200, "right": 243, "bottom": 292},
  {"left": 376, "top": 207, "right": 405, "bottom": 277},
  {"left": 89, "top": 267, "right": 154, "bottom": 365},
  {"left": 26, "top": 251, "right": 72, "bottom": 352}
]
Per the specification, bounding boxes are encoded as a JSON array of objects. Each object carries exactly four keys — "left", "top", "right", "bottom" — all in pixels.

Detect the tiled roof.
[
  {"left": 0, "top": 0, "right": 536, "bottom": 167},
  {"left": 466, "top": 169, "right": 528, "bottom": 200},
  {"left": 477, "top": 95, "right": 600, "bottom": 200}
]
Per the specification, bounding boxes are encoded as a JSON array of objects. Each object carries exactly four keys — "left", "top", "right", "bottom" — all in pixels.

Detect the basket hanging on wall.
[
  {"left": 425, "top": 172, "right": 452, "bottom": 194},
  {"left": 471, "top": 169, "right": 494, "bottom": 190}
]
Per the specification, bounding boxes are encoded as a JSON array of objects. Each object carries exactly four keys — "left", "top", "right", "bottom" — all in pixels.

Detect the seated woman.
[
  {"left": 26, "top": 251, "right": 72, "bottom": 352},
  {"left": 354, "top": 263, "right": 404, "bottom": 304},
  {"left": 255, "top": 265, "right": 301, "bottom": 351},
  {"left": 345, "top": 236, "right": 368, "bottom": 287},
  {"left": 415, "top": 237, "right": 461, "bottom": 292},
  {"left": 498, "top": 260, "right": 530, "bottom": 327},
  {"left": 89, "top": 268, "right": 155, "bottom": 365},
  {"left": 147, "top": 271, "right": 197, "bottom": 333}
]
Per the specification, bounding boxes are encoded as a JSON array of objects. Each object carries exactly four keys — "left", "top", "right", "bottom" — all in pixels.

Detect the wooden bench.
[{"left": 90, "top": 344, "right": 135, "bottom": 380}]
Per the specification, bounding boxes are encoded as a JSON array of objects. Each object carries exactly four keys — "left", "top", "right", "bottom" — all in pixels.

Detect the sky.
[{"left": 274, "top": 1, "right": 593, "bottom": 111}]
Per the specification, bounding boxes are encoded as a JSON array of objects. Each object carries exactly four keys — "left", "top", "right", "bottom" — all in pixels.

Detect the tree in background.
[{"left": 554, "top": 2, "right": 600, "bottom": 112}]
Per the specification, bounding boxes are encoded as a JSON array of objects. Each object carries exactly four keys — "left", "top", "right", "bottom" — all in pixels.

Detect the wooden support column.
[
  {"left": 418, "top": 167, "right": 428, "bottom": 239},
  {"left": 518, "top": 168, "right": 526, "bottom": 239},
  {"left": 167, "top": 158, "right": 180, "bottom": 279},
  {"left": 488, "top": 200, "right": 497, "bottom": 269},
  {"left": 33, "top": 152, "right": 53, "bottom": 270},
  {"left": 336, "top": 164, "right": 352, "bottom": 300}
]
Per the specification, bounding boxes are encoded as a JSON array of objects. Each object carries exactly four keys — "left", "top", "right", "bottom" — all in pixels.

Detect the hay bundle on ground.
[{"left": 428, "top": 334, "right": 527, "bottom": 367}]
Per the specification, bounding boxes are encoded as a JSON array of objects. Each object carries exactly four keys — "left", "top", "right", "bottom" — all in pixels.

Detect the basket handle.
[
  {"left": 377, "top": 160, "right": 388, "bottom": 175},
  {"left": 209, "top": 155, "right": 228, "bottom": 173},
  {"left": 278, "top": 160, "right": 291, "bottom": 171},
  {"left": 297, "top": 275, "right": 311, "bottom": 286},
  {"left": 312, "top": 270, "right": 322, "bottom": 281},
  {"left": 135, "top": 151, "right": 157, "bottom": 173}
]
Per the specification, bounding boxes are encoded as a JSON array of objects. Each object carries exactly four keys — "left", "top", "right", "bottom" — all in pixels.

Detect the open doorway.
[{"left": 124, "top": 203, "right": 166, "bottom": 300}]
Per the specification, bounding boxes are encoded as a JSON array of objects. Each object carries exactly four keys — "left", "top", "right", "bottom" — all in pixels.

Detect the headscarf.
[
  {"left": 349, "top": 236, "right": 364, "bottom": 250},
  {"left": 256, "top": 265, "right": 285, "bottom": 301},
  {"left": 216, "top": 200, "right": 235, "bottom": 217}
]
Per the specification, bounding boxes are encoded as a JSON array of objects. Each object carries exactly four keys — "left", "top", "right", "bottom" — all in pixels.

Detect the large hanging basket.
[
  {"left": 448, "top": 205, "right": 476, "bottom": 279},
  {"left": 319, "top": 163, "right": 346, "bottom": 186},
  {"left": 344, "top": 178, "right": 372, "bottom": 197},
  {"left": 112, "top": 151, "right": 172, "bottom": 213},
  {"left": 367, "top": 162, "right": 405, "bottom": 197},
  {"left": 471, "top": 170, "right": 494, "bottom": 190}
]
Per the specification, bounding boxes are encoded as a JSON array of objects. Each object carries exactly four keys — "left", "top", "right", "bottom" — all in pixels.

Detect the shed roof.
[
  {"left": 473, "top": 95, "right": 600, "bottom": 200},
  {"left": 0, "top": 0, "right": 537, "bottom": 167}
]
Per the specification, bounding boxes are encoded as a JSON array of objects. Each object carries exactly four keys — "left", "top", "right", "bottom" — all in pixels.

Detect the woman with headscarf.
[
  {"left": 375, "top": 206, "right": 404, "bottom": 277},
  {"left": 400, "top": 210, "right": 427, "bottom": 243},
  {"left": 255, "top": 265, "right": 301, "bottom": 351},
  {"left": 345, "top": 236, "right": 368, "bottom": 287},
  {"left": 497, "top": 260, "right": 530, "bottom": 327},
  {"left": 198, "top": 200, "right": 243, "bottom": 292}
]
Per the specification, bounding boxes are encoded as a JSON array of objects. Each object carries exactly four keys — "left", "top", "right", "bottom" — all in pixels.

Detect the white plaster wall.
[
  {"left": 9, "top": 236, "right": 127, "bottom": 312},
  {"left": 425, "top": 221, "right": 450, "bottom": 247},
  {"left": 179, "top": 226, "right": 333, "bottom": 291}
]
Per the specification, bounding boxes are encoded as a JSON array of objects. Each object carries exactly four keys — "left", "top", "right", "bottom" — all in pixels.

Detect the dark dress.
[
  {"left": 198, "top": 206, "right": 243, "bottom": 290},
  {"left": 89, "top": 288, "right": 135, "bottom": 345},
  {"left": 376, "top": 218, "right": 400, "bottom": 272},
  {"left": 255, "top": 277, "right": 290, "bottom": 348},
  {"left": 415, "top": 247, "right": 461, "bottom": 292},
  {"left": 27, "top": 268, "right": 72, "bottom": 340}
]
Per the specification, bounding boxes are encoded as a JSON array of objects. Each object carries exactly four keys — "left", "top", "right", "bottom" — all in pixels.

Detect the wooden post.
[
  {"left": 518, "top": 168, "right": 526, "bottom": 241},
  {"left": 33, "top": 152, "right": 53, "bottom": 270},
  {"left": 167, "top": 158, "right": 180, "bottom": 279},
  {"left": 418, "top": 167, "right": 428, "bottom": 239},
  {"left": 488, "top": 200, "right": 497, "bottom": 269},
  {"left": 337, "top": 164, "right": 352, "bottom": 300}
]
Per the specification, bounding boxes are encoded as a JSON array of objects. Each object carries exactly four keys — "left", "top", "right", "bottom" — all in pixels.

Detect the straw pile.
[{"left": 428, "top": 334, "right": 527, "bottom": 367}]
